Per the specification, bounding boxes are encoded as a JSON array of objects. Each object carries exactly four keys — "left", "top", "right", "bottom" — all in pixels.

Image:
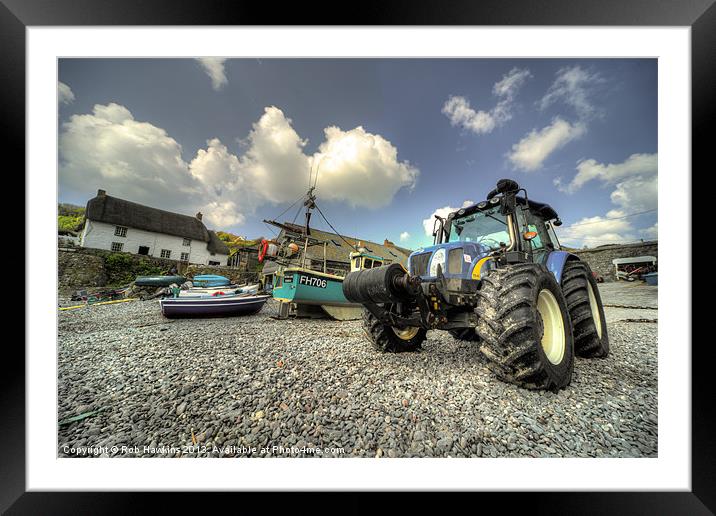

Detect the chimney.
[
  {"left": 384, "top": 239, "right": 394, "bottom": 247},
  {"left": 97, "top": 189, "right": 106, "bottom": 197},
  {"left": 196, "top": 212, "right": 203, "bottom": 221}
]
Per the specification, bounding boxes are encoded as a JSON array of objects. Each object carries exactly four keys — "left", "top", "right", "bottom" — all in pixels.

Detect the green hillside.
[{"left": 58, "top": 203, "right": 85, "bottom": 233}]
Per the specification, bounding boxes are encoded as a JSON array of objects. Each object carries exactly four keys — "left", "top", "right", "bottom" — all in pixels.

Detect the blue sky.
[{"left": 58, "top": 58, "right": 657, "bottom": 249}]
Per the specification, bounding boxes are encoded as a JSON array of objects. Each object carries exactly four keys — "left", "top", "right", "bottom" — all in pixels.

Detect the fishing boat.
[
  {"left": 260, "top": 182, "right": 393, "bottom": 320},
  {"left": 135, "top": 275, "right": 186, "bottom": 287},
  {"left": 191, "top": 274, "right": 231, "bottom": 287},
  {"left": 159, "top": 292, "right": 270, "bottom": 318}
]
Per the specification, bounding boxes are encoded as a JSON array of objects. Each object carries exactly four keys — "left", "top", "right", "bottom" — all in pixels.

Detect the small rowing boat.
[
  {"left": 135, "top": 275, "right": 186, "bottom": 287},
  {"left": 191, "top": 274, "right": 231, "bottom": 287},
  {"left": 176, "top": 283, "right": 260, "bottom": 297},
  {"left": 160, "top": 293, "right": 270, "bottom": 318}
]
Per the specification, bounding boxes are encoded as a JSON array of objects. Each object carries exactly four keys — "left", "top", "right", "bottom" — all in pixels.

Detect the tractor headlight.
[{"left": 429, "top": 248, "right": 446, "bottom": 277}]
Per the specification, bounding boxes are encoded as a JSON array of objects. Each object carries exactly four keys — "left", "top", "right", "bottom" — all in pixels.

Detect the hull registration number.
[{"left": 298, "top": 275, "right": 327, "bottom": 289}]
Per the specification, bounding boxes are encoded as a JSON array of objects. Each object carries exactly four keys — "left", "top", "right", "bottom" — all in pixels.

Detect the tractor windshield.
[{"left": 449, "top": 207, "right": 511, "bottom": 250}]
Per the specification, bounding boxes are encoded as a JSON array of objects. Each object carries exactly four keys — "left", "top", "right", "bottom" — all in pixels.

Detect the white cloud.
[
  {"left": 559, "top": 152, "right": 657, "bottom": 212},
  {"left": 558, "top": 214, "right": 634, "bottom": 248},
  {"left": 236, "top": 107, "right": 418, "bottom": 209},
  {"left": 60, "top": 103, "right": 418, "bottom": 232},
  {"left": 539, "top": 66, "right": 602, "bottom": 120},
  {"left": 556, "top": 153, "right": 658, "bottom": 248},
  {"left": 422, "top": 200, "right": 474, "bottom": 237},
  {"left": 507, "top": 66, "right": 603, "bottom": 172},
  {"left": 442, "top": 68, "right": 530, "bottom": 135},
  {"left": 199, "top": 199, "right": 245, "bottom": 228},
  {"left": 59, "top": 103, "right": 203, "bottom": 210},
  {"left": 643, "top": 222, "right": 658, "bottom": 239},
  {"left": 311, "top": 126, "right": 418, "bottom": 208},
  {"left": 399, "top": 231, "right": 410, "bottom": 242},
  {"left": 507, "top": 118, "right": 586, "bottom": 171},
  {"left": 196, "top": 58, "right": 228, "bottom": 90},
  {"left": 58, "top": 81, "right": 75, "bottom": 105},
  {"left": 237, "top": 106, "right": 311, "bottom": 205},
  {"left": 562, "top": 153, "right": 657, "bottom": 193}
]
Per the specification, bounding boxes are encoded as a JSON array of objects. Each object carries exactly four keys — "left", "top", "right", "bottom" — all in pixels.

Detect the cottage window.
[
  {"left": 180, "top": 252, "right": 189, "bottom": 262},
  {"left": 160, "top": 249, "right": 171, "bottom": 258},
  {"left": 114, "top": 226, "right": 127, "bottom": 237},
  {"left": 111, "top": 242, "right": 124, "bottom": 252},
  {"left": 182, "top": 238, "right": 191, "bottom": 246},
  {"left": 208, "top": 260, "right": 221, "bottom": 266},
  {"left": 138, "top": 246, "right": 149, "bottom": 255}
]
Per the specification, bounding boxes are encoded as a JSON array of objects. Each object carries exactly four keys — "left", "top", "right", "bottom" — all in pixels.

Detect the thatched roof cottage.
[{"left": 81, "top": 189, "right": 230, "bottom": 265}]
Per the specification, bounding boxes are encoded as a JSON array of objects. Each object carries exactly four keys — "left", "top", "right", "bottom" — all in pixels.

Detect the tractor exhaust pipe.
[{"left": 343, "top": 263, "right": 421, "bottom": 305}]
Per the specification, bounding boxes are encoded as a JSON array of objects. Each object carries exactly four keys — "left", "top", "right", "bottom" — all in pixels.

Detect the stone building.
[{"left": 80, "top": 189, "right": 230, "bottom": 265}]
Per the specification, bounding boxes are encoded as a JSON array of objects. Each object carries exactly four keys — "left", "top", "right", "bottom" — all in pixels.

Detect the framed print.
[{"left": 6, "top": 0, "right": 711, "bottom": 511}]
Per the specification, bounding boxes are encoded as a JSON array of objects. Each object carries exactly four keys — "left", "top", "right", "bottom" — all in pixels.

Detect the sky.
[{"left": 58, "top": 58, "right": 657, "bottom": 249}]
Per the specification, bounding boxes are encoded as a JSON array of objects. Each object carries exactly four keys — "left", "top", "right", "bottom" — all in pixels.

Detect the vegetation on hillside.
[
  {"left": 216, "top": 231, "right": 262, "bottom": 253},
  {"left": 58, "top": 203, "right": 85, "bottom": 233}
]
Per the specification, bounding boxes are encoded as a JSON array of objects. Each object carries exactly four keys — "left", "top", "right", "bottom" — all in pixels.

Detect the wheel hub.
[
  {"left": 537, "top": 289, "right": 566, "bottom": 365},
  {"left": 391, "top": 326, "right": 420, "bottom": 340}
]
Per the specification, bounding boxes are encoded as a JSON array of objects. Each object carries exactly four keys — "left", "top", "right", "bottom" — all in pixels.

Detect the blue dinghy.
[{"left": 191, "top": 274, "right": 231, "bottom": 287}]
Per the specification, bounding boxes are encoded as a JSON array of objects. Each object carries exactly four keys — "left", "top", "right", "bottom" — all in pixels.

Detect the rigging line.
[
  {"left": 291, "top": 202, "right": 304, "bottom": 225},
  {"left": 562, "top": 209, "right": 657, "bottom": 229},
  {"left": 313, "top": 160, "right": 321, "bottom": 190},
  {"left": 263, "top": 221, "right": 278, "bottom": 236},
  {"left": 272, "top": 193, "right": 308, "bottom": 222},
  {"left": 314, "top": 202, "right": 357, "bottom": 250}
]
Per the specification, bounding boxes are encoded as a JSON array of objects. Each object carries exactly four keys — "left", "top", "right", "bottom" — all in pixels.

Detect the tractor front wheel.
[
  {"left": 362, "top": 308, "right": 427, "bottom": 353},
  {"left": 475, "top": 263, "right": 575, "bottom": 391}
]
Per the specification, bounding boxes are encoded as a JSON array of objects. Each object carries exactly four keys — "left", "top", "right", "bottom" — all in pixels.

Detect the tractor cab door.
[{"left": 519, "top": 209, "right": 554, "bottom": 265}]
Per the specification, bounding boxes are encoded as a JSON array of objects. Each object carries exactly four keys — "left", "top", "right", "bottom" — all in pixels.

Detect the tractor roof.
[{"left": 515, "top": 196, "right": 559, "bottom": 221}]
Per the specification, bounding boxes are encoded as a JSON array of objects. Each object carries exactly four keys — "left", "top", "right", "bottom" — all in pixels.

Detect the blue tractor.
[{"left": 343, "top": 179, "right": 609, "bottom": 391}]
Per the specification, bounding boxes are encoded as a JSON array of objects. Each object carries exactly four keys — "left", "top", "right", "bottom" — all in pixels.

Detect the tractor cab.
[{"left": 409, "top": 179, "right": 566, "bottom": 286}]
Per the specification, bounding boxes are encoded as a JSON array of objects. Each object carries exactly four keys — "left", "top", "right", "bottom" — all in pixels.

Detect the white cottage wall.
[{"left": 81, "top": 220, "right": 227, "bottom": 265}]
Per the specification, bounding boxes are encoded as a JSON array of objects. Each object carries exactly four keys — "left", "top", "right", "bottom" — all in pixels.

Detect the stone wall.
[
  {"left": 571, "top": 241, "right": 658, "bottom": 281},
  {"left": 58, "top": 247, "right": 258, "bottom": 292},
  {"left": 58, "top": 249, "right": 108, "bottom": 292}
]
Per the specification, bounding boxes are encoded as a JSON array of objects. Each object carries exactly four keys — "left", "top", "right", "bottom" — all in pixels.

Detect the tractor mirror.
[{"left": 523, "top": 231, "right": 538, "bottom": 241}]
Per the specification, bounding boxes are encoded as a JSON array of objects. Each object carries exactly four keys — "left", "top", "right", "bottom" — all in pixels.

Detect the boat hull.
[
  {"left": 160, "top": 294, "right": 270, "bottom": 318},
  {"left": 272, "top": 268, "right": 359, "bottom": 308},
  {"left": 177, "top": 284, "right": 259, "bottom": 297},
  {"left": 135, "top": 275, "right": 186, "bottom": 287}
]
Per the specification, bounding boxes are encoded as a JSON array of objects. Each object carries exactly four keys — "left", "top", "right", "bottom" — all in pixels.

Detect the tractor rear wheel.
[
  {"left": 561, "top": 261, "right": 610, "bottom": 358},
  {"left": 475, "top": 263, "right": 574, "bottom": 391},
  {"left": 449, "top": 328, "right": 481, "bottom": 341},
  {"left": 362, "top": 308, "right": 427, "bottom": 353}
]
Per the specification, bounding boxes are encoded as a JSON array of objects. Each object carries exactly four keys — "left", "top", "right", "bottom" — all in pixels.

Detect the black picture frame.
[{"left": 5, "top": 0, "right": 710, "bottom": 512}]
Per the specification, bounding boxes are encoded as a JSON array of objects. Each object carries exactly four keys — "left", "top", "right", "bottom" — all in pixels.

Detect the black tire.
[
  {"left": 561, "top": 261, "right": 610, "bottom": 358},
  {"left": 362, "top": 308, "right": 427, "bottom": 353},
  {"left": 475, "top": 263, "right": 574, "bottom": 391},
  {"left": 449, "top": 328, "right": 481, "bottom": 341}
]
